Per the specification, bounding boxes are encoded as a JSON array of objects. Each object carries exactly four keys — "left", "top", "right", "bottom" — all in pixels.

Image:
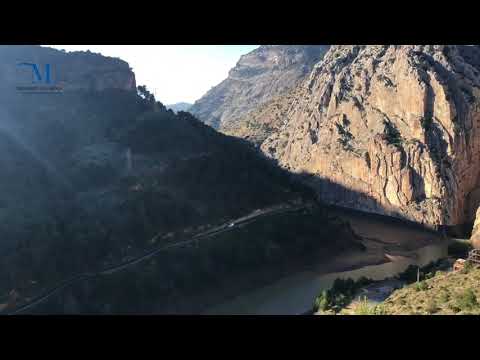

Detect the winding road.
[{"left": 3, "top": 202, "right": 306, "bottom": 315}]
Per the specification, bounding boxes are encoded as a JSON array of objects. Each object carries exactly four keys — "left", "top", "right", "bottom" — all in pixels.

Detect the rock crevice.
[{"left": 231, "top": 45, "right": 480, "bottom": 228}]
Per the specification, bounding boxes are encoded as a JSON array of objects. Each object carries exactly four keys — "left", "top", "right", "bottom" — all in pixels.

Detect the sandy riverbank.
[{"left": 204, "top": 207, "right": 446, "bottom": 315}]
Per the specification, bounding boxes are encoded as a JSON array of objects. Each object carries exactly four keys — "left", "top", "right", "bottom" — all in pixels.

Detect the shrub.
[
  {"left": 421, "top": 116, "right": 432, "bottom": 131},
  {"left": 354, "top": 297, "right": 374, "bottom": 315},
  {"left": 455, "top": 288, "right": 478, "bottom": 311},
  {"left": 314, "top": 277, "right": 374, "bottom": 313},
  {"left": 438, "top": 291, "right": 450, "bottom": 303},
  {"left": 461, "top": 260, "right": 474, "bottom": 274},
  {"left": 448, "top": 303, "right": 461, "bottom": 313},
  {"left": 335, "top": 121, "right": 355, "bottom": 151},
  {"left": 425, "top": 272, "right": 435, "bottom": 280},
  {"left": 373, "top": 304, "right": 387, "bottom": 315},
  {"left": 354, "top": 297, "right": 386, "bottom": 315},
  {"left": 331, "top": 278, "right": 356, "bottom": 297},
  {"left": 383, "top": 120, "right": 403, "bottom": 147},
  {"left": 415, "top": 281, "right": 428, "bottom": 292},
  {"left": 425, "top": 299, "right": 438, "bottom": 314},
  {"left": 314, "top": 290, "right": 330, "bottom": 312}
]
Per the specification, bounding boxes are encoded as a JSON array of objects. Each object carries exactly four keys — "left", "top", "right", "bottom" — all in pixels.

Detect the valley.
[
  {"left": 204, "top": 205, "right": 447, "bottom": 315},
  {"left": 1, "top": 44, "right": 480, "bottom": 315}
]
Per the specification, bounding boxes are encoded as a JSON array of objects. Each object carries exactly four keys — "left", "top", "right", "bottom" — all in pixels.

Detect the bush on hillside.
[{"left": 455, "top": 288, "right": 478, "bottom": 311}]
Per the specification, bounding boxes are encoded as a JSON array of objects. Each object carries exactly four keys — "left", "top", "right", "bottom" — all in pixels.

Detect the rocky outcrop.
[
  {"left": 230, "top": 45, "right": 480, "bottom": 229},
  {"left": 0, "top": 45, "right": 136, "bottom": 92},
  {"left": 190, "top": 45, "right": 330, "bottom": 129},
  {"left": 471, "top": 207, "right": 480, "bottom": 249}
]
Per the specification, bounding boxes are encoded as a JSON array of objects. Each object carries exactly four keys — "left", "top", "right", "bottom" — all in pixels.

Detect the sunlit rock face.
[
  {"left": 190, "top": 45, "right": 330, "bottom": 129},
  {"left": 230, "top": 45, "right": 480, "bottom": 228},
  {"left": 471, "top": 207, "right": 480, "bottom": 249}
]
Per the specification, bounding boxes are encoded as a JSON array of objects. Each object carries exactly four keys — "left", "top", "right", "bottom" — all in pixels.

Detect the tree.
[{"left": 137, "top": 85, "right": 156, "bottom": 104}]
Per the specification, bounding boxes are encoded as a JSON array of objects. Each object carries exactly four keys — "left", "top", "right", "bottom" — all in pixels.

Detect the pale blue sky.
[{"left": 46, "top": 45, "right": 259, "bottom": 104}]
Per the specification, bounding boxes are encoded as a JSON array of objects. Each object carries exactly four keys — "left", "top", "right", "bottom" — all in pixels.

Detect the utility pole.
[
  {"left": 417, "top": 266, "right": 420, "bottom": 283},
  {"left": 126, "top": 147, "right": 132, "bottom": 173}
]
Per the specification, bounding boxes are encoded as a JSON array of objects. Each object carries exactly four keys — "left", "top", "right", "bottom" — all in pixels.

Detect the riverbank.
[
  {"left": 204, "top": 207, "right": 447, "bottom": 315},
  {"left": 317, "top": 238, "right": 474, "bottom": 315}
]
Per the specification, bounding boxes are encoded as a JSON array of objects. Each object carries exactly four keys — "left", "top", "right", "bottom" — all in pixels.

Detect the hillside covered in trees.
[{"left": 0, "top": 46, "right": 362, "bottom": 313}]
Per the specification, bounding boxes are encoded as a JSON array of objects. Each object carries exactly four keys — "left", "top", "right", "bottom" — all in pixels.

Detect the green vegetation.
[
  {"left": 425, "top": 298, "right": 438, "bottom": 314},
  {"left": 383, "top": 120, "right": 403, "bottom": 147},
  {"left": 354, "top": 297, "right": 386, "bottom": 315},
  {"left": 455, "top": 288, "right": 478, "bottom": 311},
  {"left": 384, "top": 267, "right": 480, "bottom": 314},
  {"left": 421, "top": 116, "right": 433, "bottom": 131},
  {"left": 314, "top": 277, "right": 373, "bottom": 313},
  {"left": 438, "top": 289, "right": 450, "bottom": 303},
  {"left": 415, "top": 281, "right": 428, "bottom": 292},
  {"left": 462, "top": 260, "right": 474, "bottom": 274},
  {"left": 30, "top": 205, "right": 362, "bottom": 314},
  {"left": 315, "top": 290, "right": 330, "bottom": 312},
  {"left": 396, "top": 259, "right": 451, "bottom": 284},
  {"left": 0, "top": 67, "right": 363, "bottom": 314},
  {"left": 336, "top": 123, "right": 354, "bottom": 151}
]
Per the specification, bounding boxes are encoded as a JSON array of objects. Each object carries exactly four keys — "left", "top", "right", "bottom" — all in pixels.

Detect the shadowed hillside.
[{"left": 0, "top": 46, "right": 363, "bottom": 314}]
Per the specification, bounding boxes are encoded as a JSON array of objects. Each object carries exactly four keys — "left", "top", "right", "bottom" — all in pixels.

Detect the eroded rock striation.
[
  {"left": 230, "top": 45, "right": 480, "bottom": 228},
  {"left": 190, "top": 45, "right": 330, "bottom": 129}
]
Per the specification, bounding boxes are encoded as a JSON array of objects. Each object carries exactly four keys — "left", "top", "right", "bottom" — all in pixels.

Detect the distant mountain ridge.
[
  {"left": 166, "top": 102, "right": 192, "bottom": 113},
  {"left": 189, "top": 45, "right": 330, "bottom": 130}
]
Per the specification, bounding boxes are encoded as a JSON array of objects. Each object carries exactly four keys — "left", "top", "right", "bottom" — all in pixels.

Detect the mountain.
[
  {"left": 228, "top": 45, "right": 480, "bottom": 234},
  {"left": 189, "top": 45, "right": 330, "bottom": 130},
  {"left": 0, "top": 45, "right": 361, "bottom": 314},
  {"left": 0, "top": 45, "right": 136, "bottom": 92},
  {"left": 166, "top": 102, "right": 192, "bottom": 113}
]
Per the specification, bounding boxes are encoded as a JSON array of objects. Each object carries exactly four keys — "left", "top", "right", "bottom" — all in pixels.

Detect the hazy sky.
[{"left": 46, "top": 45, "right": 259, "bottom": 104}]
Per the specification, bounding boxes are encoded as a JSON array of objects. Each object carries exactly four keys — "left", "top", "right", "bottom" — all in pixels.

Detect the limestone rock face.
[
  {"left": 190, "top": 45, "right": 330, "bottom": 129},
  {"left": 231, "top": 45, "right": 480, "bottom": 228},
  {"left": 471, "top": 207, "right": 480, "bottom": 249}
]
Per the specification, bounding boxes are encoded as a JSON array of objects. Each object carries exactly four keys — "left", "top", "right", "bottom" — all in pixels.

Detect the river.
[{"left": 204, "top": 207, "right": 449, "bottom": 315}]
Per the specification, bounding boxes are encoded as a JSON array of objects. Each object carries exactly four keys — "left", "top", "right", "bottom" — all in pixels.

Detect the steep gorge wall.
[{"left": 234, "top": 45, "right": 480, "bottom": 229}]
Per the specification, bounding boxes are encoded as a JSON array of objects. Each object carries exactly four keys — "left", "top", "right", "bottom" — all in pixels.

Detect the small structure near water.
[
  {"left": 468, "top": 249, "right": 480, "bottom": 265},
  {"left": 453, "top": 259, "right": 466, "bottom": 272},
  {"left": 453, "top": 249, "right": 480, "bottom": 272}
]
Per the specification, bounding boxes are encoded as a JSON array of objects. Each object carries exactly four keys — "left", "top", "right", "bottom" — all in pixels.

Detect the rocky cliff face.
[
  {"left": 470, "top": 207, "right": 480, "bottom": 249},
  {"left": 230, "top": 45, "right": 480, "bottom": 229},
  {"left": 190, "top": 45, "right": 330, "bottom": 129}
]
